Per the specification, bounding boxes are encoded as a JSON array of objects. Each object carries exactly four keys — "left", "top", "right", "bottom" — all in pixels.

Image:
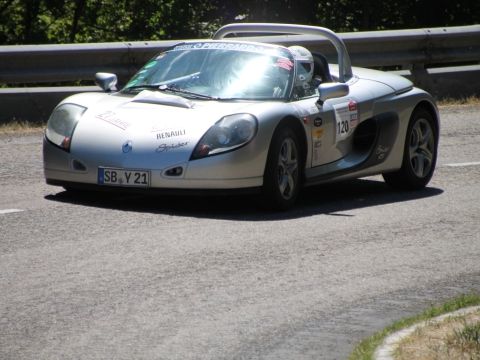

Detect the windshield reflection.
[{"left": 124, "top": 43, "right": 294, "bottom": 101}]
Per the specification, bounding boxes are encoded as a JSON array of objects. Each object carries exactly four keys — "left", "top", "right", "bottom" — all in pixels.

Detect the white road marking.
[
  {"left": 0, "top": 209, "right": 24, "bottom": 215},
  {"left": 443, "top": 161, "right": 480, "bottom": 167}
]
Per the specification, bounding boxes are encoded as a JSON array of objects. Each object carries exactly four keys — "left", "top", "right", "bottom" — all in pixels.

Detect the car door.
[{"left": 310, "top": 94, "right": 362, "bottom": 167}]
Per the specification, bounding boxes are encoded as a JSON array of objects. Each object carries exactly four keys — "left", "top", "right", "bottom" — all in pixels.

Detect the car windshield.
[{"left": 123, "top": 42, "right": 295, "bottom": 101}]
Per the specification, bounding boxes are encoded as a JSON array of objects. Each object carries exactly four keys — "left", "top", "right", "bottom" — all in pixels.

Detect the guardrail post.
[{"left": 410, "top": 63, "right": 434, "bottom": 95}]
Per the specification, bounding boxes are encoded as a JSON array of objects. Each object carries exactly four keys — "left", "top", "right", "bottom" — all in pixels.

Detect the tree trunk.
[{"left": 69, "top": 0, "right": 87, "bottom": 42}]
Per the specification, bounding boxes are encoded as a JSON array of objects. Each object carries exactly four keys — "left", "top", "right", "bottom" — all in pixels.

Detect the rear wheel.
[
  {"left": 262, "top": 126, "right": 302, "bottom": 210},
  {"left": 383, "top": 108, "right": 437, "bottom": 189}
]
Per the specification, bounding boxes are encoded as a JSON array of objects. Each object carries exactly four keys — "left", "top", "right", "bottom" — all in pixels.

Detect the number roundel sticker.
[{"left": 333, "top": 100, "right": 359, "bottom": 142}]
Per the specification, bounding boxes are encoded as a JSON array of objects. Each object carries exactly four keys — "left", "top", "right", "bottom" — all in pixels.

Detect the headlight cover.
[
  {"left": 191, "top": 113, "right": 258, "bottom": 160},
  {"left": 46, "top": 103, "right": 86, "bottom": 151}
]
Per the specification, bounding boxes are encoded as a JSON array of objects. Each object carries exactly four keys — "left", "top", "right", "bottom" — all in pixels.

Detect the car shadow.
[{"left": 44, "top": 177, "right": 444, "bottom": 221}]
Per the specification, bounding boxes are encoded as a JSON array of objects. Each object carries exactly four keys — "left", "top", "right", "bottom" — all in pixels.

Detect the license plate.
[{"left": 98, "top": 167, "right": 150, "bottom": 187}]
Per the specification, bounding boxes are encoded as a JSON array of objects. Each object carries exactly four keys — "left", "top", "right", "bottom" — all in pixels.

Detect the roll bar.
[{"left": 213, "top": 23, "right": 353, "bottom": 83}]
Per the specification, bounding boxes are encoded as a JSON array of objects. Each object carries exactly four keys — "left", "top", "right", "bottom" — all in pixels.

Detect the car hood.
[{"left": 65, "top": 91, "right": 260, "bottom": 169}]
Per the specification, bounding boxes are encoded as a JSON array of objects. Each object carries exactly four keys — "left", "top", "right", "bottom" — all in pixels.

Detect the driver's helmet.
[{"left": 288, "top": 46, "right": 314, "bottom": 89}]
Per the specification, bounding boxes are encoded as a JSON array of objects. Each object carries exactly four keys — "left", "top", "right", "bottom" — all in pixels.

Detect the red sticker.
[
  {"left": 275, "top": 58, "right": 293, "bottom": 71},
  {"left": 348, "top": 100, "right": 357, "bottom": 111}
]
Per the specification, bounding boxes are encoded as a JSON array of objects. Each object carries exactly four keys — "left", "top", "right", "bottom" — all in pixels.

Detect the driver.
[{"left": 288, "top": 45, "right": 315, "bottom": 97}]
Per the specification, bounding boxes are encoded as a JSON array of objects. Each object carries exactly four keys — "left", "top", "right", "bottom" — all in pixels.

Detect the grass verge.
[
  {"left": 348, "top": 293, "right": 480, "bottom": 360},
  {"left": 395, "top": 309, "right": 480, "bottom": 359},
  {"left": 0, "top": 120, "right": 45, "bottom": 135},
  {"left": 448, "top": 321, "right": 480, "bottom": 354},
  {"left": 437, "top": 96, "right": 480, "bottom": 107}
]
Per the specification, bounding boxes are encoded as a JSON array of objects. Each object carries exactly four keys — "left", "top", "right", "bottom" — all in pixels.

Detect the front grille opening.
[
  {"left": 164, "top": 166, "right": 183, "bottom": 177},
  {"left": 72, "top": 159, "right": 87, "bottom": 171}
]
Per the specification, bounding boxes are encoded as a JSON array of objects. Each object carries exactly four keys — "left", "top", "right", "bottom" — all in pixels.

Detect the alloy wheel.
[
  {"left": 277, "top": 137, "right": 299, "bottom": 200},
  {"left": 409, "top": 118, "right": 435, "bottom": 178}
]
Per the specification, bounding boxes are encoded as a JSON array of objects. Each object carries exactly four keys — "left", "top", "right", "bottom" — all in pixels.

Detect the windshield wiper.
[
  {"left": 122, "top": 84, "right": 161, "bottom": 93},
  {"left": 123, "top": 84, "right": 216, "bottom": 100},
  {"left": 158, "top": 85, "right": 217, "bottom": 100},
  {"left": 216, "top": 97, "right": 282, "bottom": 101}
]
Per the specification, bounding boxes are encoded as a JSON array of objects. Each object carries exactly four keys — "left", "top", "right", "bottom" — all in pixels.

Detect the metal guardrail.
[{"left": 1, "top": 25, "right": 479, "bottom": 123}]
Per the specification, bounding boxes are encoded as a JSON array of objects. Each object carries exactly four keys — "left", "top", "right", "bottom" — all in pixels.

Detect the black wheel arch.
[{"left": 266, "top": 115, "right": 308, "bottom": 179}]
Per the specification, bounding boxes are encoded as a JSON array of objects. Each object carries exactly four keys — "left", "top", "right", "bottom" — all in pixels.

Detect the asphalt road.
[{"left": 1, "top": 105, "right": 479, "bottom": 360}]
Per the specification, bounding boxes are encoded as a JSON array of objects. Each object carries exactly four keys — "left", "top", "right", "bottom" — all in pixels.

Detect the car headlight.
[
  {"left": 45, "top": 103, "right": 86, "bottom": 151},
  {"left": 191, "top": 113, "right": 258, "bottom": 160}
]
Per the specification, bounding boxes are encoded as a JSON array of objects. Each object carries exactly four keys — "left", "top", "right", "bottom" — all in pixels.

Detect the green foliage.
[
  {"left": 0, "top": 0, "right": 222, "bottom": 44},
  {"left": 453, "top": 322, "right": 480, "bottom": 345},
  {"left": 0, "top": 0, "right": 479, "bottom": 45},
  {"left": 349, "top": 293, "right": 480, "bottom": 360},
  {"left": 316, "top": 0, "right": 480, "bottom": 32}
]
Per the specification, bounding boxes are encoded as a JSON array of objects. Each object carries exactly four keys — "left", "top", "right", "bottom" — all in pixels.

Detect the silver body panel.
[{"left": 43, "top": 24, "right": 439, "bottom": 193}]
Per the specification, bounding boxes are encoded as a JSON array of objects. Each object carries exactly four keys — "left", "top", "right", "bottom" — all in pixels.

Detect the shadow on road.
[{"left": 45, "top": 177, "right": 444, "bottom": 221}]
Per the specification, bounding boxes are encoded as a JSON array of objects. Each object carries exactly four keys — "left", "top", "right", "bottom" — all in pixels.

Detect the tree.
[{"left": 0, "top": 0, "right": 478, "bottom": 45}]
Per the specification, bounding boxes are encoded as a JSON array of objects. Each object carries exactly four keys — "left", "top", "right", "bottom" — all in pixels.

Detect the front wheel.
[
  {"left": 262, "top": 126, "right": 302, "bottom": 210},
  {"left": 383, "top": 108, "right": 438, "bottom": 189}
]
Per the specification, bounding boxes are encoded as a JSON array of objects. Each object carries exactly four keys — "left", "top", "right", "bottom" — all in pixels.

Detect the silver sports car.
[{"left": 43, "top": 23, "right": 439, "bottom": 210}]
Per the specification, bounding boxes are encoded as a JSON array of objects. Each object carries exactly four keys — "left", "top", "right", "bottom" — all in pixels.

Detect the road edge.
[{"left": 373, "top": 305, "right": 480, "bottom": 360}]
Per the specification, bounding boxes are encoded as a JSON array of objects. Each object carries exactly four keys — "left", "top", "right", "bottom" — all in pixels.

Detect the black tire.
[
  {"left": 262, "top": 125, "right": 303, "bottom": 210},
  {"left": 383, "top": 108, "right": 438, "bottom": 190}
]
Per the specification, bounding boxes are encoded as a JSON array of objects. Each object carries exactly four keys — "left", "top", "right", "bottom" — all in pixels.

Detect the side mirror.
[
  {"left": 95, "top": 72, "right": 118, "bottom": 92},
  {"left": 317, "top": 82, "right": 349, "bottom": 104}
]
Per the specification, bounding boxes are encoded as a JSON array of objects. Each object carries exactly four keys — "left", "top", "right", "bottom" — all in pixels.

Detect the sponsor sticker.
[
  {"left": 95, "top": 111, "right": 131, "bottom": 130},
  {"left": 156, "top": 142, "right": 189, "bottom": 153},
  {"left": 313, "top": 128, "right": 325, "bottom": 139},
  {"left": 376, "top": 145, "right": 390, "bottom": 160},
  {"left": 275, "top": 58, "right": 293, "bottom": 71},
  {"left": 333, "top": 99, "right": 359, "bottom": 142},
  {"left": 155, "top": 129, "right": 186, "bottom": 140},
  {"left": 348, "top": 99, "right": 357, "bottom": 111},
  {"left": 313, "top": 140, "right": 322, "bottom": 162},
  {"left": 174, "top": 42, "right": 274, "bottom": 54},
  {"left": 348, "top": 100, "right": 359, "bottom": 128}
]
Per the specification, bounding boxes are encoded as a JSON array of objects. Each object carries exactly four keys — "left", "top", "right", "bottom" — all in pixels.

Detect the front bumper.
[{"left": 43, "top": 136, "right": 265, "bottom": 190}]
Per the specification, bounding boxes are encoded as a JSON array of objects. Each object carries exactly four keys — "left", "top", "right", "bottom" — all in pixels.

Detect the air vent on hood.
[{"left": 131, "top": 90, "right": 194, "bottom": 109}]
